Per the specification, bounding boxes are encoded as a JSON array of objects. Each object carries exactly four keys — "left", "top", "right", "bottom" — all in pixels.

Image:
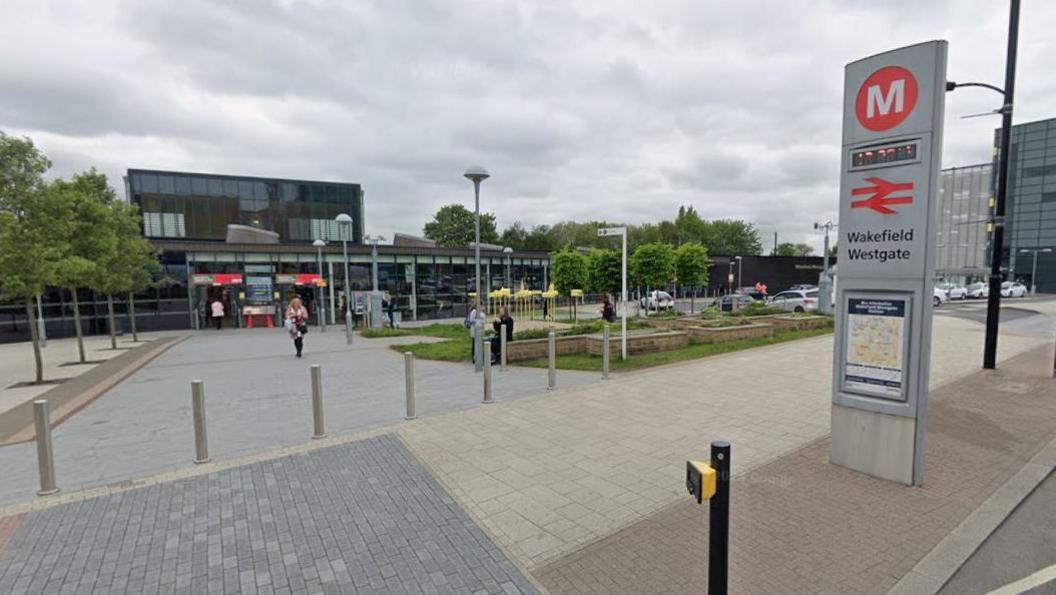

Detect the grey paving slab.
[
  {"left": 0, "top": 329, "right": 597, "bottom": 506},
  {"left": 0, "top": 434, "right": 537, "bottom": 595}
]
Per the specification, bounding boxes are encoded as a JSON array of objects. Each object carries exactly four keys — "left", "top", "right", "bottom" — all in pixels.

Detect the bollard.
[
  {"left": 474, "top": 323, "right": 485, "bottom": 373},
  {"left": 311, "top": 365, "right": 326, "bottom": 439},
  {"left": 709, "top": 441, "right": 731, "bottom": 595},
  {"left": 345, "top": 309, "right": 354, "bottom": 345},
  {"left": 191, "top": 380, "right": 211, "bottom": 464},
  {"left": 547, "top": 330, "right": 556, "bottom": 391},
  {"left": 483, "top": 351, "right": 493, "bottom": 404},
  {"left": 602, "top": 324, "right": 611, "bottom": 380},
  {"left": 500, "top": 331, "right": 508, "bottom": 371},
  {"left": 33, "top": 400, "right": 59, "bottom": 496},
  {"left": 192, "top": 308, "right": 200, "bottom": 331},
  {"left": 404, "top": 352, "right": 416, "bottom": 419}
]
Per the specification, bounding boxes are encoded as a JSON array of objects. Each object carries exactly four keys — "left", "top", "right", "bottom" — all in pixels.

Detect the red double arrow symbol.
[{"left": 851, "top": 177, "right": 913, "bottom": 215}]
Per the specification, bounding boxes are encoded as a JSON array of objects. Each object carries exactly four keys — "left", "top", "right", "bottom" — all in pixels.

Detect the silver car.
[{"left": 768, "top": 289, "right": 818, "bottom": 313}]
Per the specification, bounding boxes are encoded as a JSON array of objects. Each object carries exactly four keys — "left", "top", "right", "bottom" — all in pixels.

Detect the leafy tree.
[
  {"left": 550, "top": 248, "right": 588, "bottom": 295},
  {"left": 703, "top": 219, "right": 763, "bottom": 255},
  {"left": 47, "top": 170, "right": 119, "bottom": 362},
  {"left": 630, "top": 242, "right": 675, "bottom": 290},
  {"left": 674, "top": 242, "right": 710, "bottom": 312},
  {"left": 501, "top": 222, "right": 555, "bottom": 251},
  {"left": 674, "top": 205, "right": 708, "bottom": 246},
  {"left": 586, "top": 249, "right": 621, "bottom": 295},
  {"left": 0, "top": 132, "right": 55, "bottom": 382},
  {"left": 774, "top": 242, "right": 815, "bottom": 257},
  {"left": 423, "top": 204, "right": 499, "bottom": 247}
]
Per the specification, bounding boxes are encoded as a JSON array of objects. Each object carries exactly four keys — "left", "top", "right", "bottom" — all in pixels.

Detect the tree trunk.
[
  {"left": 26, "top": 298, "right": 43, "bottom": 383},
  {"left": 71, "top": 288, "right": 85, "bottom": 363},
  {"left": 107, "top": 294, "right": 117, "bottom": 349},
  {"left": 128, "top": 291, "right": 138, "bottom": 342},
  {"left": 691, "top": 288, "right": 695, "bottom": 314}
]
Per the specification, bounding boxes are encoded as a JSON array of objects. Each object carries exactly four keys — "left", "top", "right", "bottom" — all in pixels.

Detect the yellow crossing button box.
[{"left": 686, "top": 460, "right": 716, "bottom": 504}]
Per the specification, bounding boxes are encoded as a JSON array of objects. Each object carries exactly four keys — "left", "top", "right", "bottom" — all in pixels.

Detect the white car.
[
  {"left": 932, "top": 286, "right": 948, "bottom": 306},
  {"left": 937, "top": 283, "right": 968, "bottom": 300},
  {"left": 966, "top": 282, "right": 989, "bottom": 299},
  {"left": 768, "top": 289, "right": 819, "bottom": 313},
  {"left": 640, "top": 290, "right": 675, "bottom": 310},
  {"left": 1001, "top": 281, "right": 1028, "bottom": 298}
]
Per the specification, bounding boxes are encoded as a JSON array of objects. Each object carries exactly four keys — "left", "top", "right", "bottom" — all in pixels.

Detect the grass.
[
  {"left": 360, "top": 323, "right": 466, "bottom": 339},
  {"left": 396, "top": 338, "right": 472, "bottom": 362},
  {"left": 516, "top": 325, "right": 834, "bottom": 372}
]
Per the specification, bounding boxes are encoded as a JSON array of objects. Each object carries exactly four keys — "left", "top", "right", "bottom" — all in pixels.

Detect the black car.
[{"left": 711, "top": 294, "right": 755, "bottom": 312}]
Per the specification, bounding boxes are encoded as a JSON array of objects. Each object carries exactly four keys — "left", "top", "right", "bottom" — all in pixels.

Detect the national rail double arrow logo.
[{"left": 851, "top": 177, "right": 913, "bottom": 215}]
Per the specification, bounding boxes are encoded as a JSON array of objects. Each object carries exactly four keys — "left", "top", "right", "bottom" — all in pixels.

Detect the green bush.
[{"left": 728, "top": 302, "right": 786, "bottom": 317}]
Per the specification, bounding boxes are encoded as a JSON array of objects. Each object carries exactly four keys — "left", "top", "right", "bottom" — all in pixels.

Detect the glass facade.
[
  {"left": 1001, "top": 117, "right": 1056, "bottom": 292},
  {"left": 935, "top": 164, "right": 991, "bottom": 281},
  {"left": 127, "top": 170, "right": 364, "bottom": 244}
]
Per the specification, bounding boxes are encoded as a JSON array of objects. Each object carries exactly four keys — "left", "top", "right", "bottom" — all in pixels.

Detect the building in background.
[
  {"left": 935, "top": 163, "right": 991, "bottom": 284},
  {"left": 1001, "top": 117, "right": 1056, "bottom": 292}
]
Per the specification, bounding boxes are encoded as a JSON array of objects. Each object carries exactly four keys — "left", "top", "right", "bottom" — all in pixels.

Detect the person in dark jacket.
[
  {"left": 490, "top": 306, "right": 514, "bottom": 363},
  {"left": 600, "top": 296, "right": 616, "bottom": 323}
]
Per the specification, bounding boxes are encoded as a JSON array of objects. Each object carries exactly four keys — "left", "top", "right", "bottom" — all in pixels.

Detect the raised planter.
[
  {"left": 737, "top": 314, "right": 828, "bottom": 331},
  {"left": 640, "top": 316, "right": 704, "bottom": 330},
  {"left": 505, "top": 335, "right": 588, "bottom": 363},
  {"left": 584, "top": 331, "right": 688, "bottom": 356},
  {"left": 685, "top": 323, "right": 773, "bottom": 344}
]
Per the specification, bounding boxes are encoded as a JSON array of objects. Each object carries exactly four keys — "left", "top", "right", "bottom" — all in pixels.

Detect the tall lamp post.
[
  {"left": 464, "top": 166, "right": 490, "bottom": 372},
  {"left": 814, "top": 221, "right": 837, "bottom": 314},
  {"left": 503, "top": 246, "right": 513, "bottom": 288},
  {"left": 597, "top": 227, "right": 628, "bottom": 360},
  {"left": 947, "top": 0, "right": 1020, "bottom": 369},
  {"left": 735, "top": 256, "right": 743, "bottom": 291},
  {"left": 1019, "top": 248, "right": 1051, "bottom": 294},
  {"left": 335, "top": 213, "right": 354, "bottom": 344},
  {"left": 312, "top": 239, "right": 327, "bottom": 333}
]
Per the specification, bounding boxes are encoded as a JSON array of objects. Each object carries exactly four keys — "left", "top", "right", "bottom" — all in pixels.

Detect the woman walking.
[{"left": 286, "top": 297, "right": 309, "bottom": 357}]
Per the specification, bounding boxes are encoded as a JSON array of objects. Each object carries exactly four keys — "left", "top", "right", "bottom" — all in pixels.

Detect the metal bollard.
[
  {"left": 345, "top": 309, "right": 354, "bottom": 345},
  {"left": 602, "top": 324, "right": 611, "bottom": 380},
  {"left": 192, "top": 308, "right": 200, "bottom": 331},
  {"left": 483, "top": 351, "right": 493, "bottom": 404},
  {"left": 709, "top": 441, "right": 731, "bottom": 595},
  {"left": 33, "top": 400, "right": 59, "bottom": 496},
  {"left": 547, "top": 330, "right": 556, "bottom": 391},
  {"left": 191, "top": 380, "right": 210, "bottom": 464},
  {"left": 311, "top": 365, "right": 325, "bottom": 439},
  {"left": 500, "top": 331, "right": 508, "bottom": 371},
  {"left": 404, "top": 352, "right": 416, "bottom": 419}
]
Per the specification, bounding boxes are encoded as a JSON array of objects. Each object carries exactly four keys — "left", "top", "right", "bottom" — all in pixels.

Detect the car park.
[
  {"left": 966, "top": 282, "right": 989, "bottom": 299},
  {"left": 712, "top": 294, "right": 755, "bottom": 312},
  {"left": 767, "top": 289, "right": 818, "bottom": 313},
  {"left": 937, "top": 283, "right": 968, "bottom": 300},
  {"left": 1001, "top": 281, "right": 1028, "bottom": 298},
  {"left": 640, "top": 290, "right": 675, "bottom": 310}
]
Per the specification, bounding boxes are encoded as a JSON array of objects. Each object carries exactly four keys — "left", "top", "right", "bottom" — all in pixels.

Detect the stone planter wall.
[
  {"left": 584, "top": 331, "right": 688, "bottom": 356},
  {"left": 769, "top": 315, "right": 829, "bottom": 331},
  {"left": 685, "top": 323, "right": 774, "bottom": 344},
  {"left": 505, "top": 336, "right": 587, "bottom": 362}
]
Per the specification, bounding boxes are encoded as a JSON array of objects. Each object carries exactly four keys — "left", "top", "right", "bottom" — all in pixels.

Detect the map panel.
[{"left": 843, "top": 296, "right": 908, "bottom": 400}]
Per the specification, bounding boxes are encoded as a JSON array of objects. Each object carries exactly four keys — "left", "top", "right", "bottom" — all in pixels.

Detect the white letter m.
[{"left": 867, "top": 79, "right": 904, "bottom": 118}]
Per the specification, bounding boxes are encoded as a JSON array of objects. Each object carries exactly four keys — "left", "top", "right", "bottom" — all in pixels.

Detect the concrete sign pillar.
[{"left": 830, "top": 41, "right": 947, "bottom": 486}]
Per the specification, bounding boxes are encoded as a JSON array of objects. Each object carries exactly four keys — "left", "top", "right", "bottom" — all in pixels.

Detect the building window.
[{"left": 143, "top": 211, "right": 186, "bottom": 238}]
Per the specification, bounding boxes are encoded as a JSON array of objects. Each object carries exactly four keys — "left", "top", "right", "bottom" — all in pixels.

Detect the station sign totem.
[{"left": 831, "top": 41, "right": 947, "bottom": 486}]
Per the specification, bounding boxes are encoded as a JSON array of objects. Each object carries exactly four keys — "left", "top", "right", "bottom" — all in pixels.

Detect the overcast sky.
[{"left": 2, "top": 0, "right": 1054, "bottom": 252}]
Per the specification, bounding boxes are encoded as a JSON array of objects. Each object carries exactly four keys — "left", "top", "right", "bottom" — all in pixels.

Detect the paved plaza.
[{"left": 0, "top": 307, "right": 1053, "bottom": 593}]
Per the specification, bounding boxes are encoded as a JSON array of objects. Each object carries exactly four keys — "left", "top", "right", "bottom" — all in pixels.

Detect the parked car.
[
  {"left": 712, "top": 294, "right": 755, "bottom": 312},
  {"left": 933, "top": 286, "right": 948, "bottom": 306},
  {"left": 1001, "top": 281, "right": 1028, "bottom": 298},
  {"left": 640, "top": 290, "right": 675, "bottom": 310},
  {"left": 937, "top": 283, "right": 968, "bottom": 300},
  {"left": 966, "top": 282, "right": 989, "bottom": 299},
  {"left": 768, "top": 289, "right": 819, "bottom": 313},
  {"left": 788, "top": 284, "right": 818, "bottom": 291},
  {"left": 736, "top": 289, "right": 767, "bottom": 301}
]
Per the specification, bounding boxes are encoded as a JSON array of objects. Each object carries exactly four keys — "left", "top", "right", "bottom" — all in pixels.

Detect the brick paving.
[
  {"left": 532, "top": 345, "right": 1056, "bottom": 594},
  {"left": 0, "top": 434, "right": 537, "bottom": 595}
]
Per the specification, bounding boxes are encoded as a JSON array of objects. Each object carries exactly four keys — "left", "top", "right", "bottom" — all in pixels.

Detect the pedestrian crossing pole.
[{"left": 686, "top": 440, "right": 731, "bottom": 595}]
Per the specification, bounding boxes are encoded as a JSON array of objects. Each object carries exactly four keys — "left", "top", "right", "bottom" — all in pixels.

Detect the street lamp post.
[
  {"left": 503, "top": 246, "right": 513, "bottom": 288},
  {"left": 313, "top": 239, "right": 327, "bottom": 333},
  {"left": 1019, "top": 248, "right": 1051, "bottom": 294},
  {"left": 735, "top": 256, "right": 743, "bottom": 291},
  {"left": 464, "top": 166, "right": 490, "bottom": 372},
  {"left": 814, "top": 221, "right": 837, "bottom": 314},
  {"left": 598, "top": 227, "right": 628, "bottom": 360},
  {"left": 335, "top": 213, "right": 354, "bottom": 344},
  {"left": 946, "top": 0, "right": 1020, "bottom": 369}
]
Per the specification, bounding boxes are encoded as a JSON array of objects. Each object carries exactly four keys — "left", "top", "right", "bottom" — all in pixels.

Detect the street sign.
[
  {"left": 597, "top": 227, "right": 626, "bottom": 237},
  {"left": 830, "top": 41, "right": 946, "bottom": 486}
]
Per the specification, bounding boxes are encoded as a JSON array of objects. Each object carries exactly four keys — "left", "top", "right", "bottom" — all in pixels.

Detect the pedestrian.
[
  {"left": 490, "top": 306, "right": 514, "bottom": 364},
  {"left": 600, "top": 296, "right": 616, "bottom": 323},
  {"left": 385, "top": 292, "right": 397, "bottom": 328},
  {"left": 286, "top": 297, "right": 309, "bottom": 357},
  {"left": 210, "top": 297, "right": 224, "bottom": 330},
  {"left": 465, "top": 302, "right": 484, "bottom": 363}
]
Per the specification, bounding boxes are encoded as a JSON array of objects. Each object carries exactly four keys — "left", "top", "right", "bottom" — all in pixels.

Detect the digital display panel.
[{"left": 852, "top": 142, "right": 917, "bottom": 168}]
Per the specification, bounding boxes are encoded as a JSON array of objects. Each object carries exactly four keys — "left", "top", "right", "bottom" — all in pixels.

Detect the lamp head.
[
  {"left": 312, "top": 239, "right": 326, "bottom": 247},
  {"left": 464, "top": 166, "right": 490, "bottom": 183},
  {"left": 335, "top": 213, "right": 353, "bottom": 224},
  {"left": 503, "top": 246, "right": 514, "bottom": 254}
]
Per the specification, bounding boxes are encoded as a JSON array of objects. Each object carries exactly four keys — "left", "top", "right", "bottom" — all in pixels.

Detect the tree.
[
  {"left": 774, "top": 242, "right": 815, "bottom": 257},
  {"left": 550, "top": 248, "right": 588, "bottom": 295},
  {"left": 703, "top": 219, "right": 763, "bottom": 255},
  {"left": 674, "top": 242, "right": 710, "bottom": 312},
  {"left": 673, "top": 205, "right": 708, "bottom": 246},
  {"left": 47, "top": 170, "right": 119, "bottom": 363},
  {"left": 423, "top": 204, "right": 498, "bottom": 247},
  {"left": 500, "top": 222, "right": 555, "bottom": 251},
  {"left": 0, "top": 132, "right": 55, "bottom": 383},
  {"left": 630, "top": 242, "right": 675, "bottom": 293},
  {"left": 586, "top": 249, "right": 621, "bottom": 295}
]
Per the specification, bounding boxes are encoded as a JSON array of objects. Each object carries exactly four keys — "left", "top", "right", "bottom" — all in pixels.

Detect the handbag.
[{"left": 298, "top": 323, "right": 308, "bottom": 334}]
